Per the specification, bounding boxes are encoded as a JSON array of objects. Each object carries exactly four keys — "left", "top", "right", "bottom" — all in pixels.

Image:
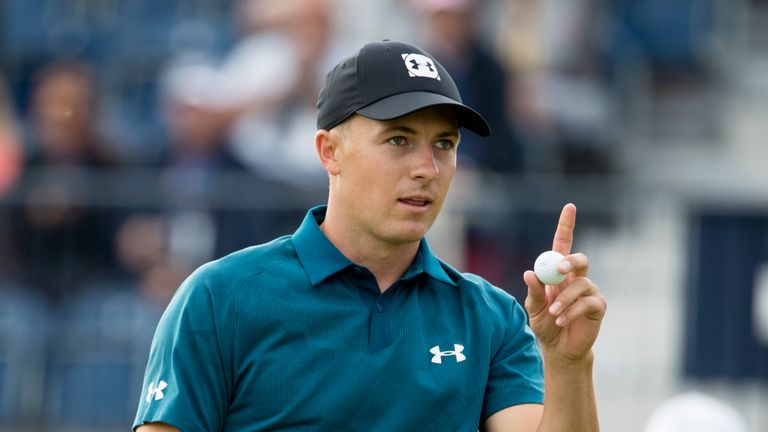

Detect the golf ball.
[{"left": 534, "top": 251, "right": 567, "bottom": 285}]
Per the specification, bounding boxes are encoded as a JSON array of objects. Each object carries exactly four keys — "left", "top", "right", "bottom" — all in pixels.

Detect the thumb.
[{"left": 523, "top": 270, "right": 548, "bottom": 317}]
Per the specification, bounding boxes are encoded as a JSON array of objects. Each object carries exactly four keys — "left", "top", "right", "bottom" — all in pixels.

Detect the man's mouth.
[{"left": 398, "top": 197, "right": 432, "bottom": 207}]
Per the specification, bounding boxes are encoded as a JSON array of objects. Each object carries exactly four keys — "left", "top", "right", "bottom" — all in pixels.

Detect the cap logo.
[{"left": 401, "top": 53, "right": 441, "bottom": 81}]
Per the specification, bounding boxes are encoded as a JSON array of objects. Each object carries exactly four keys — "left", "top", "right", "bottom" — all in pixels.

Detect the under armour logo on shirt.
[
  {"left": 402, "top": 53, "right": 441, "bottom": 81},
  {"left": 146, "top": 380, "right": 168, "bottom": 403},
  {"left": 430, "top": 344, "right": 466, "bottom": 364}
]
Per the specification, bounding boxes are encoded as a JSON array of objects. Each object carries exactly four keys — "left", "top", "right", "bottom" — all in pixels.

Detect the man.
[{"left": 134, "top": 40, "right": 606, "bottom": 431}]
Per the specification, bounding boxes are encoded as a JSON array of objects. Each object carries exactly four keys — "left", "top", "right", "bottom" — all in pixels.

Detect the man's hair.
[{"left": 327, "top": 114, "right": 353, "bottom": 143}]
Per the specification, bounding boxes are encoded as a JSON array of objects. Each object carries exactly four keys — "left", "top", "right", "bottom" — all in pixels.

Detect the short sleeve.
[
  {"left": 481, "top": 298, "right": 544, "bottom": 421},
  {"left": 133, "top": 265, "right": 236, "bottom": 431}
]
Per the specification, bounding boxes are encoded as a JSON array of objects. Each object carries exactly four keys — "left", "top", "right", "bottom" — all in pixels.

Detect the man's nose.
[{"left": 410, "top": 144, "right": 439, "bottom": 182}]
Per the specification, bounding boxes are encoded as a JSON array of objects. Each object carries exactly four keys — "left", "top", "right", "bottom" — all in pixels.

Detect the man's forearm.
[{"left": 537, "top": 350, "right": 599, "bottom": 432}]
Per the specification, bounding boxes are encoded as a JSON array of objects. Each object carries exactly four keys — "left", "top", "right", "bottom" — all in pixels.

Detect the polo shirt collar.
[
  {"left": 292, "top": 206, "right": 352, "bottom": 285},
  {"left": 411, "top": 237, "right": 456, "bottom": 286},
  {"left": 292, "top": 206, "right": 456, "bottom": 287}
]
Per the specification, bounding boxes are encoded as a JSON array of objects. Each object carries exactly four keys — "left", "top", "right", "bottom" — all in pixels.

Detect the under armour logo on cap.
[
  {"left": 402, "top": 53, "right": 441, "bottom": 81},
  {"left": 430, "top": 344, "right": 466, "bottom": 364}
]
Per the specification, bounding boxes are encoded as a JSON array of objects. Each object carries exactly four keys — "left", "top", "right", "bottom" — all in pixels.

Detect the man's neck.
[{"left": 319, "top": 209, "right": 420, "bottom": 293}]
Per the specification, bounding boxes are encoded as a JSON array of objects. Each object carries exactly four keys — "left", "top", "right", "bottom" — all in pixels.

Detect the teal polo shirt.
[{"left": 134, "top": 206, "right": 543, "bottom": 431}]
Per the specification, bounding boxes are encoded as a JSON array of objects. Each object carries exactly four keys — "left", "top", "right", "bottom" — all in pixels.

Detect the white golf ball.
[{"left": 534, "top": 251, "right": 567, "bottom": 285}]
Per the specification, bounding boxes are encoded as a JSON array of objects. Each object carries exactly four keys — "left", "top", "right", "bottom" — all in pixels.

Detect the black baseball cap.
[{"left": 317, "top": 40, "right": 491, "bottom": 137}]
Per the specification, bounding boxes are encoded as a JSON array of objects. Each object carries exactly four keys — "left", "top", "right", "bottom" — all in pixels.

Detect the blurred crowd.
[
  {"left": 0, "top": 0, "right": 713, "bottom": 305},
  {"left": 0, "top": 0, "right": 718, "bottom": 428},
  {"left": 0, "top": 0, "right": 586, "bottom": 306}
]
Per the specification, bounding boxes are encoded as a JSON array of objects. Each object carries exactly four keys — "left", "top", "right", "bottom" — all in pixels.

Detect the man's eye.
[
  {"left": 435, "top": 139, "right": 455, "bottom": 150},
  {"left": 388, "top": 136, "right": 408, "bottom": 146}
]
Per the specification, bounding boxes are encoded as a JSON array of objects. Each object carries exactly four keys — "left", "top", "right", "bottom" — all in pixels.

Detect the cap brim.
[{"left": 356, "top": 91, "right": 491, "bottom": 137}]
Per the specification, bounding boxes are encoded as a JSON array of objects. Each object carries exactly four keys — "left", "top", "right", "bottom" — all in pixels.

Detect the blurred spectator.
[
  {"left": 157, "top": 58, "right": 245, "bottom": 174},
  {"left": 224, "top": 0, "right": 354, "bottom": 186},
  {"left": 497, "top": 0, "right": 616, "bottom": 175},
  {"left": 111, "top": 59, "right": 243, "bottom": 307},
  {"left": 407, "top": 0, "right": 525, "bottom": 173},
  {"left": 111, "top": 56, "right": 281, "bottom": 307},
  {"left": 643, "top": 391, "right": 750, "bottom": 432},
  {"left": 158, "top": 57, "right": 281, "bottom": 262},
  {"left": 21, "top": 61, "right": 116, "bottom": 166},
  {"left": 0, "top": 73, "right": 24, "bottom": 283},
  {"left": 7, "top": 61, "right": 121, "bottom": 302},
  {"left": 0, "top": 73, "right": 23, "bottom": 196}
]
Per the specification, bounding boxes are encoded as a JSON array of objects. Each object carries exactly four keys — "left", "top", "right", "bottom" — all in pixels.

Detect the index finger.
[{"left": 552, "top": 203, "right": 577, "bottom": 255}]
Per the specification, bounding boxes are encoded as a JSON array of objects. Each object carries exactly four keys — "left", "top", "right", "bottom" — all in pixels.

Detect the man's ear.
[{"left": 315, "top": 129, "right": 341, "bottom": 176}]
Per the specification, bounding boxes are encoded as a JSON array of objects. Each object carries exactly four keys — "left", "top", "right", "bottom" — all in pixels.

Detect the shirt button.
[{"left": 376, "top": 304, "right": 384, "bottom": 313}]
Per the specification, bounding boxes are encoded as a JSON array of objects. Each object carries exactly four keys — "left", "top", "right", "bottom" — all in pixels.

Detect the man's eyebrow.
[
  {"left": 435, "top": 130, "right": 459, "bottom": 139},
  {"left": 378, "top": 125, "right": 419, "bottom": 136},
  {"left": 378, "top": 125, "right": 459, "bottom": 138}
]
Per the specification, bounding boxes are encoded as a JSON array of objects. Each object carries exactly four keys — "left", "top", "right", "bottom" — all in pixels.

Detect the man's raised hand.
[{"left": 524, "top": 203, "right": 607, "bottom": 362}]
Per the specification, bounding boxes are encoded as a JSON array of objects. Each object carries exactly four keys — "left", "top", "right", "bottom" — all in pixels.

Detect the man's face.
[{"left": 331, "top": 106, "right": 460, "bottom": 246}]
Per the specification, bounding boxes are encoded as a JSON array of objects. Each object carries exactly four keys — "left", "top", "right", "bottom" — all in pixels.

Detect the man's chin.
[{"left": 389, "top": 222, "right": 433, "bottom": 244}]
